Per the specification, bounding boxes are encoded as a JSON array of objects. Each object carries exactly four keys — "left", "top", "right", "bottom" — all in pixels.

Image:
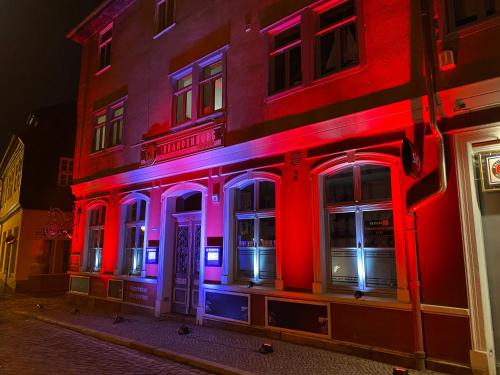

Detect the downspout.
[{"left": 407, "top": 0, "right": 448, "bottom": 370}]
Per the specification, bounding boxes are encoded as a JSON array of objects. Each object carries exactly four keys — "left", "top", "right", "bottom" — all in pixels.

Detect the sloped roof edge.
[{"left": 66, "top": 0, "right": 136, "bottom": 44}]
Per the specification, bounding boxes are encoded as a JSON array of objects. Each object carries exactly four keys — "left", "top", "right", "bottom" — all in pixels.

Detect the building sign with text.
[{"left": 141, "top": 123, "right": 224, "bottom": 166}]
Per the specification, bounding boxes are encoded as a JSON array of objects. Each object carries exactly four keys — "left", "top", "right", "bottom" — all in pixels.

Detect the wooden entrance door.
[{"left": 172, "top": 213, "right": 201, "bottom": 315}]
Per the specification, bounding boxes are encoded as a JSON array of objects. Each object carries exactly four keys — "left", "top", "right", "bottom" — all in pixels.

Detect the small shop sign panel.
[
  {"left": 124, "top": 281, "right": 156, "bottom": 307},
  {"left": 146, "top": 247, "right": 159, "bottom": 264},
  {"left": 479, "top": 152, "right": 500, "bottom": 191},
  {"left": 205, "top": 246, "right": 222, "bottom": 267}
]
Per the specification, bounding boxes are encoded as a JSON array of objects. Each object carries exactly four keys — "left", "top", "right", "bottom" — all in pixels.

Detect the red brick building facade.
[{"left": 68, "top": 1, "right": 500, "bottom": 373}]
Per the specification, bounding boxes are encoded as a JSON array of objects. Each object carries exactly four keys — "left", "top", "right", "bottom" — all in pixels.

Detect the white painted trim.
[
  {"left": 156, "top": 182, "right": 208, "bottom": 323},
  {"left": 222, "top": 171, "right": 283, "bottom": 289},
  {"left": 116, "top": 192, "right": 150, "bottom": 277},
  {"left": 310, "top": 152, "right": 409, "bottom": 301},
  {"left": 421, "top": 304, "right": 470, "bottom": 317},
  {"left": 454, "top": 123, "right": 500, "bottom": 374}
]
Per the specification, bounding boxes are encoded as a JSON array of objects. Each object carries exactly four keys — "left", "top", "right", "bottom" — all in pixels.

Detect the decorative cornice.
[{"left": 66, "top": 0, "right": 136, "bottom": 44}]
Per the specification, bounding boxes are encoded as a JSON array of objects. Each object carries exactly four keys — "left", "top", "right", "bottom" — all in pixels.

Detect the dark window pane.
[
  {"left": 341, "top": 23, "right": 358, "bottom": 68},
  {"left": 325, "top": 168, "right": 354, "bottom": 204},
  {"left": 454, "top": 0, "right": 478, "bottom": 27},
  {"left": 201, "top": 82, "right": 212, "bottom": 115},
  {"left": 361, "top": 165, "right": 391, "bottom": 201},
  {"left": 175, "top": 95, "right": 184, "bottom": 123},
  {"left": 485, "top": 0, "right": 496, "bottom": 15},
  {"left": 236, "top": 183, "right": 254, "bottom": 211},
  {"left": 363, "top": 210, "right": 394, "bottom": 248},
  {"left": 202, "top": 61, "right": 222, "bottom": 78},
  {"left": 258, "top": 181, "right": 275, "bottom": 209},
  {"left": 319, "top": 1, "right": 355, "bottom": 29},
  {"left": 289, "top": 45, "right": 302, "bottom": 86},
  {"left": 272, "top": 53, "right": 286, "bottom": 92},
  {"left": 329, "top": 212, "right": 356, "bottom": 248},
  {"left": 318, "top": 31, "right": 337, "bottom": 76},
  {"left": 259, "top": 218, "right": 275, "bottom": 247},
  {"left": 139, "top": 200, "right": 146, "bottom": 221},
  {"left": 274, "top": 25, "right": 300, "bottom": 49},
  {"left": 237, "top": 219, "right": 254, "bottom": 247}
]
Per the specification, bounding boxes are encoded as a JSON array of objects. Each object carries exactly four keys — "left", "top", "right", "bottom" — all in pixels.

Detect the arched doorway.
[
  {"left": 171, "top": 191, "right": 202, "bottom": 315},
  {"left": 157, "top": 183, "right": 207, "bottom": 320}
]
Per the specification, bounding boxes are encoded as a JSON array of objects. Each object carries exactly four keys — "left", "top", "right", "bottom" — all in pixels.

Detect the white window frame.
[
  {"left": 170, "top": 47, "right": 227, "bottom": 128},
  {"left": 263, "top": 0, "right": 363, "bottom": 98},
  {"left": 58, "top": 157, "right": 74, "bottom": 187},
  {"left": 311, "top": 153, "right": 409, "bottom": 302},
  {"left": 222, "top": 172, "right": 283, "bottom": 290},
  {"left": 154, "top": 0, "right": 176, "bottom": 38},
  {"left": 83, "top": 202, "right": 107, "bottom": 273},
  {"left": 91, "top": 99, "right": 126, "bottom": 153},
  {"left": 117, "top": 193, "right": 149, "bottom": 277},
  {"left": 97, "top": 23, "right": 113, "bottom": 74}
]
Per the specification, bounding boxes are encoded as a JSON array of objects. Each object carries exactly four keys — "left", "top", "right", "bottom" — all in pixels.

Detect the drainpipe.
[{"left": 406, "top": 0, "right": 448, "bottom": 370}]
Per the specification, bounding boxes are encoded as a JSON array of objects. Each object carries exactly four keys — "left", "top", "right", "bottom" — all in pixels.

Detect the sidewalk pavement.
[{"left": 0, "top": 294, "right": 446, "bottom": 375}]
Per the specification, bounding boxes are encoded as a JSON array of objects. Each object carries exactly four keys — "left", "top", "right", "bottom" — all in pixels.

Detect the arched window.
[
  {"left": 324, "top": 164, "right": 396, "bottom": 291},
  {"left": 232, "top": 180, "right": 276, "bottom": 283},
  {"left": 87, "top": 205, "right": 106, "bottom": 272},
  {"left": 122, "top": 199, "right": 147, "bottom": 276}
]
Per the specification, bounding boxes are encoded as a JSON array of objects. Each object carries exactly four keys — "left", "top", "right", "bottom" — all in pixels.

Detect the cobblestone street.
[
  {"left": 0, "top": 294, "right": 448, "bottom": 375},
  {"left": 0, "top": 296, "right": 211, "bottom": 375}
]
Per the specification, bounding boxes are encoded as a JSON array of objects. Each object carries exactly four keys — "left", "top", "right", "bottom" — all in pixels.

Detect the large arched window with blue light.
[
  {"left": 87, "top": 206, "right": 106, "bottom": 272},
  {"left": 233, "top": 180, "right": 276, "bottom": 283},
  {"left": 123, "top": 200, "right": 146, "bottom": 276},
  {"left": 325, "top": 164, "right": 396, "bottom": 292}
]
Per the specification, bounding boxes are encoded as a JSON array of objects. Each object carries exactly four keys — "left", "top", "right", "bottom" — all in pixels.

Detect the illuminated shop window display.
[
  {"left": 87, "top": 206, "right": 106, "bottom": 272},
  {"left": 123, "top": 199, "right": 147, "bottom": 276},
  {"left": 325, "top": 164, "right": 396, "bottom": 291},
  {"left": 234, "top": 181, "right": 276, "bottom": 283}
]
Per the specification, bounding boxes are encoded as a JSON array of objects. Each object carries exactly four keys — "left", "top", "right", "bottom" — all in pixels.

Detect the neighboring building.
[
  {"left": 66, "top": 1, "right": 500, "bottom": 373},
  {"left": 0, "top": 102, "right": 76, "bottom": 294}
]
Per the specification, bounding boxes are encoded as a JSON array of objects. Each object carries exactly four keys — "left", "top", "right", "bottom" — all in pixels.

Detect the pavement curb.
[{"left": 14, "top": 310, "right": 256, "bottom": 375}]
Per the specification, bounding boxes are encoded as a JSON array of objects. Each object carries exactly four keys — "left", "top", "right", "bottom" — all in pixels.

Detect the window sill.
[
  {"left": 153, "top": 23, "right": 176, "bottom": 40},
  {"left": 265, "top": 64, "right": 366, "bottom": 104},
  {"left": 95, "top": 65, "right": 111, "bottom": 76},
  {"left": 203, "top": 283, "right": 411, "bottom": 310},
  {"left": 171, "top": 111, "right": 225, "bottom": 132},
  {"left": 89, "top": 144, "right": 124, "bottom": 158}
]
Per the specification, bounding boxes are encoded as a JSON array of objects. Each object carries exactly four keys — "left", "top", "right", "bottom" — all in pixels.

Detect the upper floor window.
[
  {"left": 122, "top": 200, "right": 147, "bottom": 276},
  {"left": 266, "top": 0, "right": 360, "bottom": 96},
  {"left": 155, "top": 0, "right": 175, "bottom": 35},
  {"left": 174, "top": 73, "right": 193, "bottom": 125},
  {"left": 324, "top": 164, "right": 396, "bottom": 292},
  {"left": 199, "top": 60, "right": 223, "bottom": 116},
  {"left": 233, "top": 180, "right": 276, "bottom": 283},
  {"left": 447, "top": 0, "right": 498, "bottom": 30},
  {"left": 58, "top": 157, "right": 74, "bottom": 187},
  {"left": 171, "top": 50, "right": 226, "bottom": 127},
  {"left": 87, "top": 206, "right": 106, "bottom": 272},
  {"left": 315, "top": 0, "right": 358, "bottom": 78},
  {"left": 269, "top": 22, "right": 302, "bottom": 94},
  {"left": 98, "top": 24, "right": 112, "bottom": 72},
  {"left": 92, "top": 100, "right": 125, "bottom": 153}
]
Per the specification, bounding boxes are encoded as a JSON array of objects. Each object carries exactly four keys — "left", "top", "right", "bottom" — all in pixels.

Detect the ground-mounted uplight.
[
  {"left": 392, "top": 367, "right": 408, "bottom": 375},
  {"left": 259, "top": 342, "right": 273, "bottom": 354},
  {"left": 178, "top": 324, "right": 190, "bottom": 335}
]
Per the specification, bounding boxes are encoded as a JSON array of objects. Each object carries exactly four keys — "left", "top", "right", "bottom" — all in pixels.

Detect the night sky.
[{"left": 0, "top": 0, "right": 103, "bottom": 154}]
